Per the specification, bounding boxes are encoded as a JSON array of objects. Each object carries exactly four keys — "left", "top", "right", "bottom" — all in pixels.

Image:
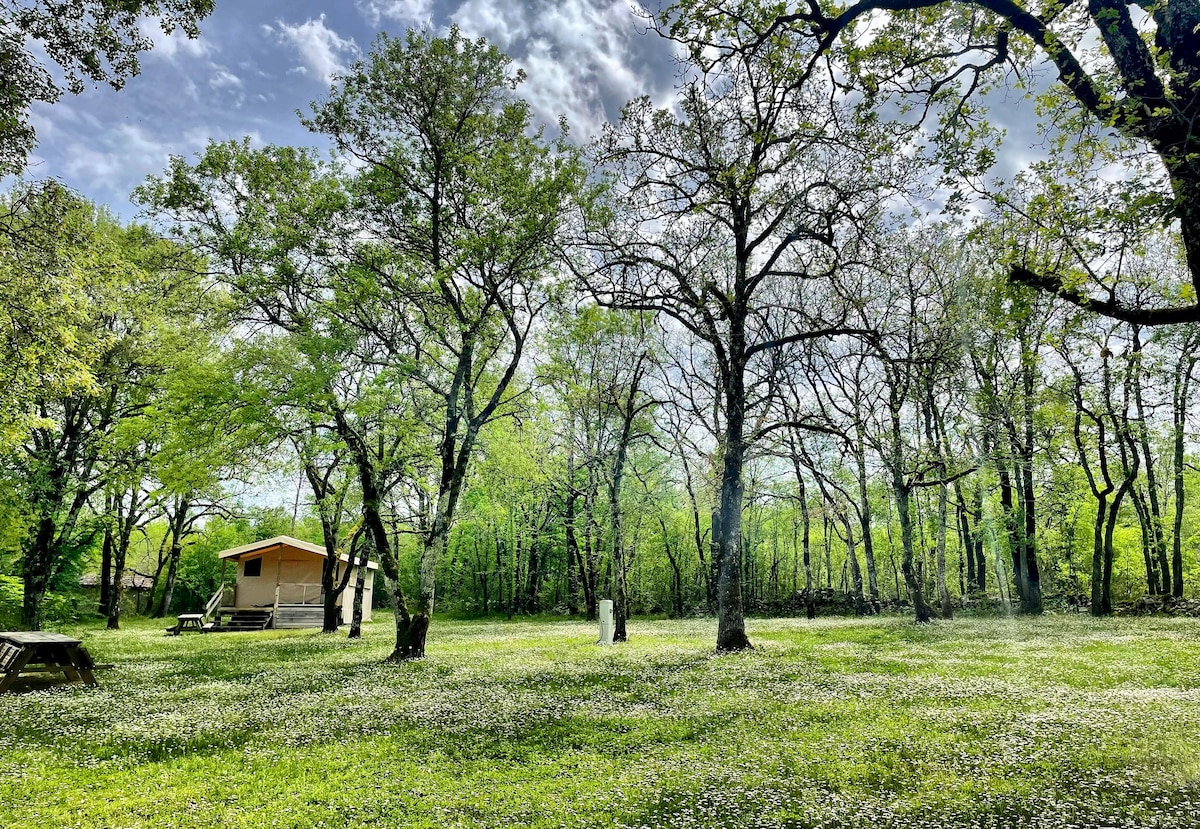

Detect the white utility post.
[{"left": 597, "top": 599, "right": 615, "bottom": 645}]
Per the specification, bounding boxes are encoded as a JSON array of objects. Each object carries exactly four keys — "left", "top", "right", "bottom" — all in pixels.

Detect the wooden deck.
[{"left": 217, "top": 604, "right": 329, "bottom": 630}]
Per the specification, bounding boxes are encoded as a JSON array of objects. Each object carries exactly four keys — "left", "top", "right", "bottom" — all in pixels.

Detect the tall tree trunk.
[
  {"left": 1089, "top": 486, "right": 1112, "bottom": 616},
  {"left": 20, "top": 395, "right": 101, "bottom": 630},
  {"left": 523, "top": 522, "right": 538, "bottom": 613},
  {"left": 926, "top": 391, "right": 953, "bottom": 619},
  {"left": 680, "top": 452, "right": 716, "bottom": 614},
  {"left": 107, "top": 495, "right": 139, "bottom": 631},
  {"left": 153, "top": 495, "right": 191, "bottom": 619},
  {"left": 582, "top": 478, "right": 600, "bottom": 620},
  {"left": 1171, "top": 349, "right": 1197, "bottom": 598},
  {"left": 1064, "top": 352, "right": 1118, "bottom": 618},
  {"left": 973, "top": 484, "right": 988, "bottom": 594},
  {"left": 1017, "top": 338, "right": 1043, "bottom": 614},
  {"left": 658, "top": 515, "right": 685, "bottom": 619},
  {"left": 608, "top": 353, "right": 648, "bottom": 642},
  {"left": 21, "top": 514, "right": 56, "bottom": 630},
  {"left": 565, "top": 445, "right": 581, "bottom": 616},
  {"left": 853, "top": 434, "right": 880, "bottom": 610},
  {"left": 995, "top": 454, "right": 1026, "bottom": 609},
  {"left": 935, "top": 477, "right": 952, "bottom": 619},
  {"left": 1104, "top": 476, "right": 1136, "bottom": 614},
  {"left": 99, "top": 515, "right": 113, "bottom": 618},
  {"left": 843, "top": 515, "right": 868, "bottom": 615},
  {"left": 956, "top": 480, "right": 986, "bottom": 595},
  {"left": 107, "top": 535, "right": 127, "bottom": 630},
  {"left": 1131, "top": 328, "right": 1170, "bottom": 595},
  {"left": 302, "top": 456, "right": 350, "bottom": 635},
  {"left": 715, "top": 365, "right": 751, "bottom": 651},
  {"left": 1131, "top": 488, "right": 1162, "bottom": 595},
  {"left": 798, "top": 471, "right": 815, "bottom": 619},
  {"left": 888, "top": 396, "right": 932, "bottom": 623},
  {"left": 348, "top": 540, "right": 369, "bottom": 639},
  {"left": 333, "top": 407, "right": 414, "bottom": 660},
  {"left": 894, "top": 473, "right": 932, "bottom": 622}
]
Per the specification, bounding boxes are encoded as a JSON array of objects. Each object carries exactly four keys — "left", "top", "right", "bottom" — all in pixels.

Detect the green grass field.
[{"left": 2, "top": 614, "right": 1199, "bottom": 828}]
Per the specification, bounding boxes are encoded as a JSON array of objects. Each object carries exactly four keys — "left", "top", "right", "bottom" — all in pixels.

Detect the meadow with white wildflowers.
[{"left": 2, "top": 615, "right": 1199, "bottom": 828}]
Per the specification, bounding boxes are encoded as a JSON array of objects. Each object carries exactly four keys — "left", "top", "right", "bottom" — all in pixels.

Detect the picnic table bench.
[
  {"left": 0, "top": 632, "right": 99, "bottom": 692},
  {"left": 166, "top": 589, "right": 224, "bottom": 636},
  {"left": 166, "top": 612, "right": 214, "bottom": 635}
]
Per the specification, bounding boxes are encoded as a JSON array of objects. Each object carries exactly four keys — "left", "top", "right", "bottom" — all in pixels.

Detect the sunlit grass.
[{"left": 2, "top": 614, "right": 1199, "bottom": 828}]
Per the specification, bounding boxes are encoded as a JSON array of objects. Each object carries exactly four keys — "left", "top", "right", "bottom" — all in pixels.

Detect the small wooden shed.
[{"left": 217, "top": 536, "right": 377, "bottom": 628}]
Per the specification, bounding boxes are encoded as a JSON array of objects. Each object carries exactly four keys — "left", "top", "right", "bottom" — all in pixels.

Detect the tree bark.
[
  {"left": 852, "top": 435, "right": 881, "bottom": 610},
  {"left": 20, "top": 395, "right": 101, "bottom": 630},
  {"left": 935, "top": 478, "right": 952, "bottom": 619},
  {"left": 333, "top": 406, "right": 415, "bottom": 660},
  {"left": 1171, "top": 345, "right": 1197, "bottom": 598},
  {"left": 153, "top": 495, "right": 191, "bottom": 619},
  {"left": 843, "top": 515, "right": 868, "bottom": 615},
  {"left": 797, "top": 466, "right": 815, "bottom": 619},
  {"left": 348, "top": 539, "right": 369, "bottom": 639},
  {"left": 680, "top": 451, "right": 716, "bottom": 615},
  {"left": 1131, "top": 328, "right": 1172, "bottom": 595},
  {"left": 608, "top": 357, "right": 647, "bottom": 642},
  {"left": 106, "top": 491, "right": 140, "bottom": 631},
  {"left": 1016, "top": 337, "right": 1043, "bottom": 614},
  {"left": 715, "top": 389, "right": 751, "bottom": 650},
  {"left": 99, "top": 518, "right": 113, "bottom": 618},
  {"left": 565, "top": 444, "right": 581, "bottom": 616}
]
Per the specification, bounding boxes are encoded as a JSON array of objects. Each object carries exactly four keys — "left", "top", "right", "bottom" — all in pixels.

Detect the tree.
[
  {"left": 967, "top": 272, "right": 1057, "bottom": 616},
  {"left": 831, "top": 227, "right": 972, "bottom": 622},
  {"left": 1055, "top": 317, "right": 1142, "bottom": 615},
  {"left": 790, "top": 341, "right": 884, "bottom": 612},
  {"left": 588, "top": 14, "right": 905, "bottom": 649},
  {"left": 675, "top": 0, "right": 1200, "bottom": 324},
  {"left": 137, "top": 139, "right": 415, "bottom": 636},
  {"left": 542, "top": 306, "right": 659, "bottom": 638},
  {"left": 0, "top": 0, "right": 214, "bottom": 174},
  {"left": 1163, "top": 325, "right": 1200, "bottom": 598},
  {"left": 0, "top": 182, "right": 98, "bottom": 450},
  {"left": 305, "top": 29, "right": 587, "bottom": 658},
  {"left": 5, "top": 196, "right": 209, "bottom": 628},
  {"left": 96, "top": 410, "right": 157, "bottom": 629}
]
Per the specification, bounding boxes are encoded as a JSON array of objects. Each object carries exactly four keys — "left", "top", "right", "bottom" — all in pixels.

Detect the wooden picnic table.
[
  {"left": 0, "top": 631, "right": 99, "bottom": 692},
  {"left": 167, "top": 612, "right": 212, "bottom": 635}
]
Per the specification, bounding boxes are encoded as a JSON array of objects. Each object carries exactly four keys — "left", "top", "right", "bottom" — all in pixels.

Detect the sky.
[
  {"left": 16, "top": 0, "right": 1057, "bottom": 227},
  {"left": 22, "top": 0, "right": 681, "bottom": 221}
]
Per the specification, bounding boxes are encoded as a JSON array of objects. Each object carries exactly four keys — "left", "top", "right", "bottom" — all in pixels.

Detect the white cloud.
[
  {"left": 209, "top": 65, "right": 243, "bottom": 90},
  {"left": 355, "top": 0, "right": 433, "bottom": 26},
  {"left": 137, "top": 18, "right": 213, "bottom": 62},
  {"left": 452, "top": 0, "right": 529, "bottom": 49},
  {"left": 60, "top": 124, "right": 189, "bottom": 198},
  {"left": 265, "top": 14, "right": 360, "bottom": 84},
  {"left": 452, "top": 0, "right": 656, "bottom": 138},
  {"left": 207, "top": 64, "right": 245, "bottom": 107}
]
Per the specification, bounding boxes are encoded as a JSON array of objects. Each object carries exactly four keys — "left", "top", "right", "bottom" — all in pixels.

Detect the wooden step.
[{"left": 213, "top": 609, "right": 273, "bottom": 632}]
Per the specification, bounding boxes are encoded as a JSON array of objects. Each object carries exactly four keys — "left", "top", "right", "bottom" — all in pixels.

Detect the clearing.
[{"left": 2, "top": 614, "right": 1199, "bottom": 828}]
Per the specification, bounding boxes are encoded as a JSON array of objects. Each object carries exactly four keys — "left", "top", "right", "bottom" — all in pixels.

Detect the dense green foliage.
[
  {"left": 4, "top": 10, "right": 1200, "bottom": 657},
  {"left": 3, "top": 11, "right": 1200, "bottom": 824},
  {"left": 3, "top": 614, "right": 1199, "bottom": 828},
  {"left": 0, "top": 0, "right": 214, "bottom": 174}
]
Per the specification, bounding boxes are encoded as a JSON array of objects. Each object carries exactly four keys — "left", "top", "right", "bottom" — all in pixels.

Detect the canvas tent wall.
[{"left": 217, "top": 535, "right": 377, "bottom": 625}]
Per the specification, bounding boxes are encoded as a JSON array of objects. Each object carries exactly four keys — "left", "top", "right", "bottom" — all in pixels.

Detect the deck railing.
[
  {"left": 274, "top": 582, "right": 324, "bottom": 606},
  {"left": 203, "top": 588, "right": 223, "bottom": 618}
]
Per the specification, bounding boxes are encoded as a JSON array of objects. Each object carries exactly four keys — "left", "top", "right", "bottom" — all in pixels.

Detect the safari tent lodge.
[{"left": 215, "top": 536, "right": 377, "bottom": 630}]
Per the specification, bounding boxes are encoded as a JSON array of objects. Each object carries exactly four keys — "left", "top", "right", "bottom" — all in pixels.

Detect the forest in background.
[{"left": 6, "top": 2, "right": 1200, "bottom": 657}]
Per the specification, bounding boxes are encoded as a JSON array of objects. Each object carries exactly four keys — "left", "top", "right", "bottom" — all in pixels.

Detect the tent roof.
[{"left": 217, "top": 535, "right": 379, "bottom": 569}]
